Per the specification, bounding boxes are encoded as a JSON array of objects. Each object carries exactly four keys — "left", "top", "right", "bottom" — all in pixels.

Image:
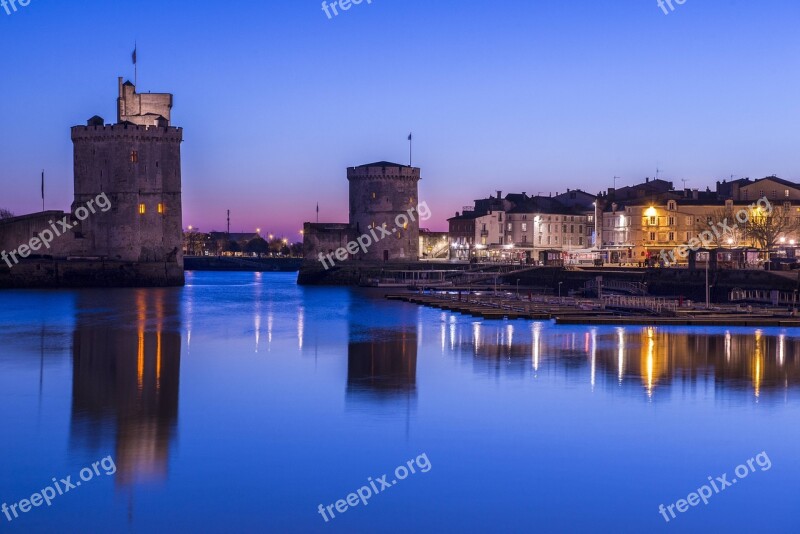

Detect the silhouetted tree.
[
  {"left": 245, "top": 237, "right": 269, "bottom": 255},
  {"left": 0, "top": 208, "right": 14, "bottom": 220}
]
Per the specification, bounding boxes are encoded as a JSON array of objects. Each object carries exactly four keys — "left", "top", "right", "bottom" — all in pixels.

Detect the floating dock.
[{"left": 386, "top": 292, "right": 800, "bottom": 326}]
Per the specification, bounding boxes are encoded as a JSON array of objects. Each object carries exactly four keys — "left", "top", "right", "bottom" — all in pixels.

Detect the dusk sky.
[{"left": 2, "top": 0, "right": 800, "bottom": 239}]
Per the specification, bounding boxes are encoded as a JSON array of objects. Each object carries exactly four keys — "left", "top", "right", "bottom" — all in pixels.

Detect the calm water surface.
[{"left": 0, "top": 272, "right": 798, "bottom": 533}]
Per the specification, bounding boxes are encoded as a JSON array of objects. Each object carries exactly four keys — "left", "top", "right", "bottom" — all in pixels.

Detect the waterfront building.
[
  {"left": 449, "top": 190, "right": 596, "bottom": 262},
  {"left": 600, "top": 176, "right": 800, "bottom": 265}
]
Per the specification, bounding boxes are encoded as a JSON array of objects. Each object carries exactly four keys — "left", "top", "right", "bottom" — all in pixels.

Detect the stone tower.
[
  {"left": 348, "top": 162, "right": 420, "bottom": 261},
  {"left": 69, "top": 78, "right": 184, "bottom": 280}
]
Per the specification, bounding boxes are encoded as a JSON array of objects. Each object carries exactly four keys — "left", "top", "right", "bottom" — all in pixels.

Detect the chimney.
[
  {"left": 497, "top": 190, "right": 502, "bottom": 199},
  {"left": 646, "top": 177, "right": 650, "bottom": 183}
]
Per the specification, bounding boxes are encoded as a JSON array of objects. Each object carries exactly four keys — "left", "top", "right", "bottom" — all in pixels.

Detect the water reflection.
[
  {"left": 347, "top": 329, "right": 417, "bottom": 400},
  {"left": 70, "top": 289, "right": 181, "bottom": 486},
  {"left": 449, "top": 319, "right": 800, "bottom": 400}
]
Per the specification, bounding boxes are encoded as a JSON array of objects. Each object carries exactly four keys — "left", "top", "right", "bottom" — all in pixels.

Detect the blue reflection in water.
[{"left": 0, "top": 272, "right": 798, "bottom": 532}]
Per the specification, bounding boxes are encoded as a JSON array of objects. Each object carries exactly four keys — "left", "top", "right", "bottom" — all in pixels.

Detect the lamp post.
[
  {"left": 558, "top": 281, "right": 563, "bottom": 301},
  {"left": 516, "top": 279, "right": 520, "bottom": 299}
]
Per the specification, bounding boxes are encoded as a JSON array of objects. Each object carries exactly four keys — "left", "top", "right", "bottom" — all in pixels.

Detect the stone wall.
[
  {"left": 0, "top": 259, "right": 184, "bottom": 288},
  {"left": 0, "top": 211, "right": 68, "bottom": 260}
]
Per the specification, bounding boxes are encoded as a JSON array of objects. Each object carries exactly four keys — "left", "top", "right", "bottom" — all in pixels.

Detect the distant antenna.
[
  {"left": 681, "top": 179, "right": 689, "bottom": 190},
  {"left": 227, "top": 210, "right": 230, "bottom": 236},
  {"left": 613, "top": 176, "right": 620, "bottom": 190}
]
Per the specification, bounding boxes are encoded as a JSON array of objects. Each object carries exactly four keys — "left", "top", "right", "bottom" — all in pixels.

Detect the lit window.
[
  {"left": 157, "top": 203, "right": 164, "bottom": 214},
  {"left": 138, "top": 203, "right": 146, "bottom": 215},
  {"left": 372, "top": 192, "right": 376, "bottom": 199},
  {"left": 130, "top": 151, "right": 138, "bottom": 163}
]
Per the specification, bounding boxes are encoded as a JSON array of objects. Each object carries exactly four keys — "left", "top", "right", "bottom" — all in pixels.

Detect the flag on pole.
[
  {"left": 408, "top": 132, "right": 412, "bottom": 141},
  {"left": 132, "top": 46, "right": 137, "bottom": 65}
]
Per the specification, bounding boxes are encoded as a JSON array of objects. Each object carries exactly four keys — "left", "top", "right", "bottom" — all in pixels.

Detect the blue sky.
[{"left": 1, "top": 0, "right": 799, "bottom": 237}]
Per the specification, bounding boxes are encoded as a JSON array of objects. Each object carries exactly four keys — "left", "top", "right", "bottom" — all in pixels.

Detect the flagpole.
[
  {"left": 41, "top": 170, "right": 44, "bottom": 212},
  {"left": 134, "top": 42, "right": 137, "bottom": 87},
  {"left": 408, "top": 132, "right": 412, "bottom": 167}
]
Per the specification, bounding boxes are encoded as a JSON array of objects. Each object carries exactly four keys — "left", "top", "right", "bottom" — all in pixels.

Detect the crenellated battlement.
[
  {"left": 347, "top": 162, "right": 421, "bottom": 181},
  {"left": 71, "top": 123, "right": 183, "bottom": 142}
]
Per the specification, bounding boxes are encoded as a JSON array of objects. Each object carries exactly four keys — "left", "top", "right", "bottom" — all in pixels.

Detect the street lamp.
[
  {"left": 516, "top": 279, "right": 520, "bottom": 299},
  {"left": 558, "top": 281, "right": 563, "bottom": 300}
]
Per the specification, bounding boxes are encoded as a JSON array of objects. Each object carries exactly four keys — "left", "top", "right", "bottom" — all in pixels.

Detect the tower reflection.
[
  {"left": 70, "top": 289, "right": 181, "bottom": 486},
  {"left": 347, "top": 329, "right": 418, "bottom": 400}
]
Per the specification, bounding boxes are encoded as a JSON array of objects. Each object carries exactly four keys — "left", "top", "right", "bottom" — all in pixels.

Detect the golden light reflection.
[
  {"left": 137, "top": 291, "right": 146, "bottom": 391},
  {"left": 473, "top": 322, "right": 482, "bottom": 353},
  {"left": 753, "top": 329, "right": 764, "bottom": 399}
]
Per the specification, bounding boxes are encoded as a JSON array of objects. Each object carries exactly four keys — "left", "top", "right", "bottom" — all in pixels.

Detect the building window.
[
  {"left": 157, "top": 203, "right": 164, "bottom": 214},
  {"left": 650, "top": 232, "right": 655, "bottom": 241},
  {"left": 668, "top": 217, "right": 675, "bottom": 226},
  {"left": 649, "top": 216, "right": 656, "bottom": 225},
  {"left": 507, "top": 223, "right": 512, "bottom": 231},
  {"left": 130, "top": 151, "right": 138, "bottom": 163},
  {"left": 138, "top": 203, "right": 146, "bottom": 215},
  {"left": 785, "top": 190, "right": 790, "bottom": 197},
  {"left": 371, "top": 192, "right": 376, "bottom": 199},
  {"left": 521, "top": 223, "right": 527, "bottom": 232},
  {"left": 579, "top": 237, "right": 583, "bottom": 245},
  {"left": 669, "top": 232, "right": 674, "bottom": 241},
  {"left": 522, "top": 235, "right": 527, "bottom": 243}
]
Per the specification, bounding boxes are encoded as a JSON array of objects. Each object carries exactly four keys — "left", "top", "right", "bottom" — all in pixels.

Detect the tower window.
[
  {"left": 130, "top": 151, "right": 138, "bottom": 163},
  {"left": 372, "top": 192, "right": 376, "bottom": 199},
  {"left": 138, "top": 203, "right": 146, "bottom": 215},
  {"left": 157, "top": 203, "right": 165, "bottom": 214}
]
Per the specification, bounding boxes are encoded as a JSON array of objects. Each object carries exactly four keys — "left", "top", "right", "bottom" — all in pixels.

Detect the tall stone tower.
[
  {"left": 348, "top": 162, "right": 421, "bottom": 261},
  {"left": 69, "top": 78, "right": 184, "bottom": 282}
]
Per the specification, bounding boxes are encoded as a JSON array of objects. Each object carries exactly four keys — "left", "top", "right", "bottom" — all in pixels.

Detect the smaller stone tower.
[{"left": 348, "top": 162, "right": 421, "bottom": 261}]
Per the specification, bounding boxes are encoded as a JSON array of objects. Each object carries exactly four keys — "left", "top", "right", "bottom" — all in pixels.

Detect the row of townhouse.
[
  {"left": 449, "top": 176, "right": 800, "bottom": 265},
  {"left": 448, "top": 190, "right": 599, "bottom": 262},
  {"left": 601, "top": 176, "right": 800, "bottom": 264}
]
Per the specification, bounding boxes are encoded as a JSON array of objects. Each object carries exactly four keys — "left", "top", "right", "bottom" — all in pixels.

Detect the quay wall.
[{"left": 0, "top": 260, "right": 184, "bottom": 288}]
